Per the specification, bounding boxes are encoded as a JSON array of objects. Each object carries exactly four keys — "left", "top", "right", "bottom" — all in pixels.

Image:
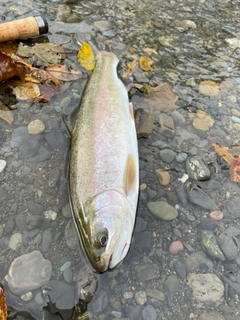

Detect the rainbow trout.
[{"left": 69, "top": 51, "right": 139, "bottom": 272}]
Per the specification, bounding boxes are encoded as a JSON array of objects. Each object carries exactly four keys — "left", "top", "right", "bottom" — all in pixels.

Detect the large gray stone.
[{"left": 7, "top": 250, "right": 52, "bottom": 295}]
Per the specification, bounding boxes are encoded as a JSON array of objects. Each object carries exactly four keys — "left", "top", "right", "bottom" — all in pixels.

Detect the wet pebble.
[
  {"left": 18, "top": 136, "right": 44, "bottom": 159},
  {"left": 65, "top": 220, "right": 79, "bottom": 250},
  {"left": 27, "top": 120, "right": 45, "bottom": 134},
  {"left": 187, "top": 273, "right": 224, "bottom": 302},
  {"left": 176, "top": 152, "right": 188, "bottom": 163},
  {"left": 62, "top": 203, "right": 72, "bottom": 218},
  {"left": 169, "top": 241, "right": 184, "bottom": 255},
  {"left": 227, "top": 198, "right": 240, "bottom": 218},
  {"left": 135, "top": 291, "right": 147, "bottom": 305},
  {"left": 109, "top": 295, "right": 122, "bottom": 311},
  {"left": 173, "top": 228, "right": 182, "bottom": 238},
  {"left": 137, "top": 263, "right": 160, "bottom": 281},
  {"left": 9, "top": 233, "right": 22, "bottom": 250},
  {"left": 225, "top": 226, "right": 240, "bottom": 237},
  {"left": 125, "top": 305, "right": 143, "bottom": 320},
  {"left": 198, "top": 311, "right": 225, "bottom": 320},
  {"left": 175, "top": 261, "right": 187, "bottom": 279},
  {"left": 159, "top": 149, "right": 177, "bottom": 163},
  {"left": 134, "top": 217, "right": 147, "bottom": 233},
  {"left": 10, "top": 127, "right": 30, "bottom": 148},
  {"left": 60, "top": 97, "right": 71, "bottom": 108},
  {"left": 15, "top": 215, "right": 27, "bottom": 231},
  {"left": 33, "top": 148, "right": 52, "bottom": 163},
  {"left": 26, "top": 215, "right": 44, "bottom": 228},
  {"left": 186, "top": 156, "right": 210, "bottom": 181},
  {"left": 41, "top": 230, "right": 53, "bottom": 253},
  {"left": 210, "top": 210, "right": 224, "bottom": 221},
  {"left": 142, "top": 305, "right": 156, "bottom": 320},
  {"left": 43, "top": 280, "right": 76, "bottom": 309},
  {"left": 185, "top": 251, "right": 213, "bottom": 271},
  {"left": 7, "top": 250, "right": 52, "bottom": 295},
  {"left": 45, "top": 132, "right": 67, "bottom": 151},
  {"left": 146, "top": 288, "right": 165, "bottom": 302},
  {"left": 90, "top": 289, "right": 108, "bottom": 313},
  {"left": 48, "top": 168, "right": 61, "bottom": 188},
  {"left": 123, "top": 291, "right": 133, "bottom": 299},
  {"left": 146, "top": 187, "right": 157, "bottom": 199},
  {"left": 28, "top": 200, "right": 44, "bottom": 215},
  {"left": 147, "top": 201, "right": 178, "bottom": 220},
  {"left": 199, "top": 218, "right": 219, "bottom": 231},
  {"left": 158, "top": 113, "right": 175, "bottom": 138},
  {"left": 186, "top": 183, "right": 217, "bottom": 210},
  {"left": 5, "top": 216, "right": 15, "bottom": 235},
  {"left": 0, "top": 159, "right": 6, "bottom": 173},
  {"left": 155, "top": 169, "right": 170, "bottom": 186},
  {"left": 164, "top": 275, "right": 180, "bottom": 296},
  {"left": 134, "top": 231, "right": 152, "bottom": 253},
  {"left": 217, "top": 230, "right": 240, "bottom": 260},
  {"left": 200, "top": 230, "right": 226, "bottom": 261},
  {"left": 63, "top": 267, "right": 73, "bottom": 283}
]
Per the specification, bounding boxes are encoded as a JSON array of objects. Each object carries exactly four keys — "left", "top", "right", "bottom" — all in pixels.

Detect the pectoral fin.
[{"left": 123, "top": 154, "right": 137, "bottom": 195}]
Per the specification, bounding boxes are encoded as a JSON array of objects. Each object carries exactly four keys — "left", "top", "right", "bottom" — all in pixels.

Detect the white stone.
[
  {"left": 44, "top": 210, "right": 57, "bottom": 220},
  {"left": 9, "top": 233, "right": 23, "bottom": 250},
  {"left": 21, "top": 291, "right": 33, "bottom": 301},
  {"left": 0, "top": 159, "right": 6, "bottom": 173}
]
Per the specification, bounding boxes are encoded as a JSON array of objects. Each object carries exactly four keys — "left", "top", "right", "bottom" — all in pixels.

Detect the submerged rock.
[
  {"left": 200, "top": 230, "right": 226, "bottom": 262},
  {"left": 7, "top": 250, "right": 52, "bottom": 295},
  {"left": 187, "top": 273, "right": 224, "bottom": 302},
  {"left": 186, "top": 156, "right": 210, "bottom": 181},
  {"left": 186, "top": 183, "right": 217, "bottom": 210}
]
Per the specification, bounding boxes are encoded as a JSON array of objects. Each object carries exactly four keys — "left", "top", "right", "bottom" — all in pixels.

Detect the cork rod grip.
[{"left": 0, "top": 16, "right": 40, "bottom": 42}]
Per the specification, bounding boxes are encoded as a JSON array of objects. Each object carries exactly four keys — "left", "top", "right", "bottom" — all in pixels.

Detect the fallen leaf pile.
[
  {"left": 210, "top": 142, "right": 240, "bottom": 183},
  {"left": 0, "top": 287, "right": 7, "bottom": 320},
  {"left": 0, "top": 39, "right": 83, "bottom": 104}
]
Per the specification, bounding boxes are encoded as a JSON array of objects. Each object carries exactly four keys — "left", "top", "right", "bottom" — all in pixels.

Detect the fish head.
[{"left": 83, "top": 189, "right": 134, "bottom": 272}]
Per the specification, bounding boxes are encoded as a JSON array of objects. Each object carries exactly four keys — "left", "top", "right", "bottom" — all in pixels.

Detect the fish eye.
[{"left": 95, "top": 229, "right": 108, "bottom": 248}]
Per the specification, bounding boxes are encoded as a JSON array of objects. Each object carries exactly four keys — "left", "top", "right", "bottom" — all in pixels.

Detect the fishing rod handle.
[{"left": 0, "top": 16, "right": 48, "bottom": 42}]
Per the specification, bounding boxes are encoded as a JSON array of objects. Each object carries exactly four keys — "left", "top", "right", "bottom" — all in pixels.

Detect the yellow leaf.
[
  {"left": 139, "top": 56, "right": 154, "bottom": 71},
  {"left": 24, "top": 76, "right": 40, "bottom": 83},
  {"left": 77, "top": 41, "right": 95, "bottom": 70},
  {"left": 0, "top": 101, "right": 13, "bottom": 125}
]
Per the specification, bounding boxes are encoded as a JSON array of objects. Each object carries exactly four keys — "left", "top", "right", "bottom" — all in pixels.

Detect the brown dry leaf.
[
  {"left": 37, "top": 84, "right": 56, "bottom": 102},
  {"left": 134, "top": 108, "right": 153, "bottom": 138},
  {"left": 0, "top": 52, "right": 17, "bottom": 82},
  {"left": 210, "top": 142, "right": 234, "bottom": 165},
  {"left": 8, "top": 80, "right": 41, "bottom": 101},
  {"left": 229, "top": 157, "right": 240, "bottom": 183},
  {"left": 148, "top": 82, "right": 178, "bottom": 112},
  {"left": 139, "top": 56, "right": 154, "bottom": 71},
  {"left": 0, "top": 101, "right": 13, "bottom": 125},
  {"left": 143, "top": 47, "right": 158, "bottom": 55},
  {"left": 45, "top": 64, "right": 82, "bottom": 81},
  {"left": 10, "top": 56, "right": 62, "bottom": 87},
  {"left": 77, "top": 41, "right": 95, "bottom": 70},
  {"left": 16, "top": 42, "right": 67, "bottom": 67},
  {"left": 0, "top": 287, "right": 7, "bottom": 320},
  {"left": 0, "top": 41, "right": 18, "bottom": 55}
]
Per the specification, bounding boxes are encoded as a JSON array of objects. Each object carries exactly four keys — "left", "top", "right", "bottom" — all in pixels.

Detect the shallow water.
[{"left": 1, "top": 0, "right": 240, "bottom": 319}]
